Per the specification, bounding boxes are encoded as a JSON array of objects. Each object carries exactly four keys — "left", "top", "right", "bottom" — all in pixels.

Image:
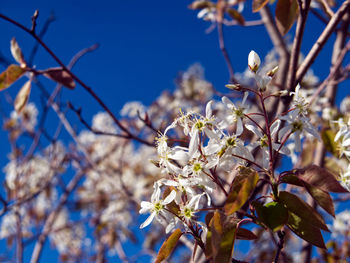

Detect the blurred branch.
[
  {"left": 15, "top": 209, "right": 23, "bottom": 263},
  {"left": 301, "top": 11, "right": 350, "bottom": 263},
  {"left": 286, "top": 0, "right": 311, "bottom": 93},
  {"left": 0, "top": 13, "right": 153, "bottom": 146},
  {"left": 217, "top": 21, "right": 236, "bottom": 83},
  {"left": 25, "top": 43, "right": 100, "bottom": 160},
  {"left": 295, "top": 0, "right": 350, "bottom": 84}
]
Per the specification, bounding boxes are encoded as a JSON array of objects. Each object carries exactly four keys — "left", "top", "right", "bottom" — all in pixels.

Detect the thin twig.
[
  {"left": 0, "top": 13, "right": 153, "bottom": 146},
  {"left": 217, "top": 21, "right": 236, "bottom": 83}
]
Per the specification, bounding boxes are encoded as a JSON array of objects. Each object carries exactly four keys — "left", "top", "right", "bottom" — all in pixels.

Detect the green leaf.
[
  {"left": 295, "top": 165, "right": 348, "bottom": 193},
  {"left": 14, "top": 80, "right": 31, "bottom": 113},
  {"left": 275, "top": 0, "right": 299, "bottom": 35},
  {"left": 210, "top": 211, "right": 237, "bottom": 263},
  {"left": 253, "top": 201, "right": 289, "bottom": 232},
  {"left": 278, "top": 191, "right": 329, "bottom": 232},
  {"left": 287, "top": 211, "right": 326, "bottom": 249},
  {"left": 155, "top": 229, "right": 182, "bottom": 263},
  {"left": 252, "top": 0, "right": 269, "bottom": 12},
  {"left": 224, "top": 167, "right": 259, "bottom": 215},
  {"left": 0, "top": 64, "right": 26, "bottom": 91},
  {"left": 226, "top": 8, "right": 245, "bottom": 25},
  {"left": 43, "top": 68, "right": 76, "bottom": 89}
]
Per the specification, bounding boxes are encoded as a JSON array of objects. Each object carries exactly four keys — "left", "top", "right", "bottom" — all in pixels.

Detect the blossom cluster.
[{"left": 139, "top": 51, "right": 321, "bottom": 239}]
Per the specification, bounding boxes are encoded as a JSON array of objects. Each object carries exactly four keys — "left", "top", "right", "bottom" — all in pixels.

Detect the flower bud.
[
  {"left": 248, "top": 50, "right": 261, "bottom": 73},
  {"left": 225, "top": 83, "right": 242, "bottom": 91},
  {"left": 267, "top": 66, "right": 279, "bottom": 77}
]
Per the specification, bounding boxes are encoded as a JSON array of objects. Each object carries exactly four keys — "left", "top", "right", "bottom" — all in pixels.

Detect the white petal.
[
  {"left": 189, "top": 129, "right": 199, "bottom": 157},
  {"left": 270, "top": 120, "right": 281, "bottom": 136},
  {"left": 236, "top": 117, "right": 243, "bottom": 136},
  {"left": 139, "top": 201, "right": 153, "bottom": 214},
  {"left": 140, "top": 212, "right": 156, "bottom": 229},
  {"left": 170, "top": 149, "right": 189, "bottom": 162},
  {"left": 294, "top": 132, "right": 301, "bottom": 152},
  {"left": 163, "top": 190, "right": 176, "bottom": 205},
  {"left": 206, "top": 100, "right": 213, "bottom": 119},
  {"left": 245, "top": 124, "right": 262, "bottom": 137},
  {"left": 222, "top": 96, "right": 235, "bottom": 109}
]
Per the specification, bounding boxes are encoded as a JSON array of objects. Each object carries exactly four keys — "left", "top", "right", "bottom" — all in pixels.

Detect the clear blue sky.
[{"left": 0, "top": 1, "right": 347, "bottom": 262}]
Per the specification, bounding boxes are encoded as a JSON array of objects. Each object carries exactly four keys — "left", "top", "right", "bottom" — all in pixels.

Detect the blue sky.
[{"left": 0, "top": 0, "right": 348, "bottom": 262}]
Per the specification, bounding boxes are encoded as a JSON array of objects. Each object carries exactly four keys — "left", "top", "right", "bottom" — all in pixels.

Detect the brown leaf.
[
  {"left": 295, "top": 165, "right": 348, "bottom": 193},
  {"left": 188, "top": 0, "right": 214, "bottom": 10},
  {"left": 226, "top": 8, "right": 245, "bottom": 25},
  {"left": 43, "top": 68, "right": 76, "bottom": 89},
  {"left": 10, "top": 38, "right": 26, "bottom": 67},
  {"left": 275, "top": 0, "right": 299, "bottom": 35},
  {"left": 14, "top": 80, "right": 31, "bottom": 113},
  {"left": 224, "top": 167, "right": 259, "bottom": 215},
  {"left": 210, "top": 211, "right": 237, "bottom": 263},
  {"left": 0, "top": 64, "right": 26, "bottom": 91},
  {"left": 155, "top": 229, "right": 182, "bottom": 263},
  {"left": 252, "top": 0, "right": 269, "bottom": 12}
]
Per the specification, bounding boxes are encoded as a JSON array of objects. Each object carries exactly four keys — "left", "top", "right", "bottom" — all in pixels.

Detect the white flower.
[
  {"left": 248, "top": 50, "right": 261, "bottom": 73},
  {"left": 180, "top": 194, "right": 204, "bottom": 224},
  {"left": 246, "top": 120, "right": 289, "bottom": 168},
  {"left": 221, "top": 92, "right": 250, "bottom": 136},
  {"left": 278, "top": 112, "right": 320, "bottom": 152},
  {"left": 254, "top": 74, "right": 271, "bottom": 92},
  {"left": 139, "top": 183, "right": 176, "bottom": 229},
  {"left": 188, "top": 100, "right": 217, "bottom": 156},
  {"left": 290, "top": 84, "right": 309, "bottom": 116}
]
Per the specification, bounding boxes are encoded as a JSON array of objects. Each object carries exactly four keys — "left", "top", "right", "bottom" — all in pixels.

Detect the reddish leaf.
[
  {"left": 155, "top": 229, "right": 182, "bottom": 263},
  {"left": 14, "top": 80, "right": 31, "bottom": 113},
  {"left": 295, "top": 165, "right": 348, "bottom": 193},
  {"left": 287, "top": 211, "right": 326, "bottom": 249},
  {"left": 279, "top": 174, "right": 335, "bottom": 217},
  {"left": 225, "top": 167, "right": 259, "bottom": 215},
  {"left": 304, "top": 184, "right": 335, "bottom": 218},
  {"left": 252, "top": 0, "right": 269, "bottom": 12},
  {"left": 210, "top": 211, "right": 237, "bottom": 263},
  {"left": 278, "top": 191, "right": 329, "bottom": 232},
  {"left": 10, "top": 38, "right": 26, "bottom": 67},
  {"left": 275, "top": 0, "right": 299, "bottom": 35},
  {"left": 226, "top": 8, "right": 245, "bottom": 25},
  {"left": 0, "top": 64, "right": 26, "bottom": 91},
  {"left": 43, "top": 68, "right": 76, "bottom": 89},
  {"left": 236, "top": 228, "right": 257, "bottom": 240},
  {"left": 279, "top": 174, "right": 304, "bottom": 187},
  {"left": 253, "top": 201, "right": 289, "bottom": 232}
]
